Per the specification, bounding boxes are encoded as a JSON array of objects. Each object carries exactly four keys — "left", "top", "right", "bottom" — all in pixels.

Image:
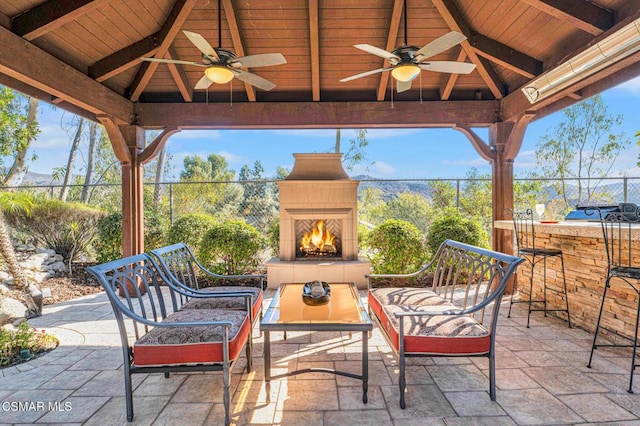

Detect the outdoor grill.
[{"left": 564, "top": 202, "right": 638, "bottom": 220}]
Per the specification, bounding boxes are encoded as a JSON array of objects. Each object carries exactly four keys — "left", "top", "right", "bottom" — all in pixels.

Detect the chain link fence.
[{"left": 8, "top": 176, "right": 640, "bottom": 247}]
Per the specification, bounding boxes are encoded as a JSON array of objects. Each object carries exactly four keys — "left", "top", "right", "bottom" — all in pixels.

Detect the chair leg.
[
  {"left": 399, "top": 351, "right": 406, "bottom": 409},
  {"left": 629, "top": 294, "right": 640, "bottom": 393},
  {"left": 543, "top": 257, "right": 548, "bottom": 317},
  {"left": 223, "top": 361, "right": 231, "bottom": 425},
  {"left": 489, "top": 350, "right": 496, "bottom": 401},
  {"left": 124, "top": 368, "right": 134, "bottom": 422},
  {"left": 507, "top": 272, "right": 517, "bottom": 318},
  {"left": 560, "top": 254, "right": 571, "bottom": 328},
  {"left": 527, "top": 262, "right": 535, "bottom": 328},
  {"left": 588, "top": 279, "right": 610, "bottom": 368}
]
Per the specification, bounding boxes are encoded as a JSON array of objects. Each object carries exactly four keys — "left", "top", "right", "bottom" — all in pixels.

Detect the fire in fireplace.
[{"left": 298, "top": 219, "right": 341, "bottom": 259}]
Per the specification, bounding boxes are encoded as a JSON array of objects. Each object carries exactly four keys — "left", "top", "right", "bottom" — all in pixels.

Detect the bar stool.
[
  {"left": 587, "top": 206, "right": 640, "bottom": 393},
  {"left": 505, "top": 208, "right": 571, "bottom": 328}
]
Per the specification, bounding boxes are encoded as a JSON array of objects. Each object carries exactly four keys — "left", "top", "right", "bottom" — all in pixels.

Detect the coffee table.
[{"left": 260, "top": 282, "right": 373, "bottom": 403}]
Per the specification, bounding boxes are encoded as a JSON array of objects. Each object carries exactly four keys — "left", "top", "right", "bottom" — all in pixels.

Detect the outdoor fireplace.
[{"left": 266, "top": 153, "right": 371, "bottom": 288}]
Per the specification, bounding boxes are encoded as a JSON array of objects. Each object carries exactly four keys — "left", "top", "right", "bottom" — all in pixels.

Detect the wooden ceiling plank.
[
  {"left": 520, "top": 0, "right": 613, "bottom": 36},
  {"left": 431, "top": 0, "right": 504, "bottom": 99},
  {"left": 129, "top": 0, "right": 198, "bottom": 102},
  {"left": 135, "top": 100, "right": 500, "bottom": 128},
  {"left": 221, "top": 0, "right": 255, "bottom": 102},
  {"left": 469, "top": 31, "right": 542, "bottom": 78},
  {"left": 0, "top": 25, "right": 132, "bottom": 124},
  {"left": 12, "top": 0, "right": 109, "bottom": 41},
  {"left": 166, "top": 46, "right": 193, "bottom": 102},
  {"left": 90, "top": 34, "right": 160, "bottom": 82},
  {"left": 0, "top": 11, "right": 11, "bottom": 30},
  {"left": 376, "top": 0, "right": 404, "bottom": 101},
  {"left": 309, "top": 0, "right": 321, "bottom": 101},
  {"left": 441, "top": 49, "right": 466, "bottom": 100}
]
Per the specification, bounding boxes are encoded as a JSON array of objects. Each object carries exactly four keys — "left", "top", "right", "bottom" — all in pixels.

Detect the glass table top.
[{"left": 261, "top": 282, "right": 371, "bottom": 326}]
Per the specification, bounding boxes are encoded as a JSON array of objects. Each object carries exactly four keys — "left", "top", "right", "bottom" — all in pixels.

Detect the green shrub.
[
  {"left": 426, "top": 208, "right": 489, "bottom": 254},
  {"left": 0, "top": 321, "right": 59, "bottom": 367},
  {"left": 266, "top": 219, "right": 279, "bottom": 257},
  {"left": 198, "top": 220, "right": 267, "bottom": 275},
  {"left": 364, "top": 219, "right": 426, "bottom": 274},
  {"left": 4, "top": 198, "right": 105, "bottom": 262},
  {"left": 166, "top": 213, "right": 217, "bottom": 252},
  {"left": 95, "top": 212, "right": 122, "bottom": 263},
  {"left": 95, "top": 209, "right": 168, "bottom": 263}
]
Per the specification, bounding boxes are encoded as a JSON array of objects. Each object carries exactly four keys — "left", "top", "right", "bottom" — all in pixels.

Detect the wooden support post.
[
  {"left": 120, "top": 126, "right": 145, "bottom": 257},
  {"left": 490, "top": 122, "right": 515, "bottom": 258}
]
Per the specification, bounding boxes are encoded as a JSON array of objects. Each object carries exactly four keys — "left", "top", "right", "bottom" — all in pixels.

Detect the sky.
[{"left": 24, "top": 76, "right": 640, "bottom": 181}]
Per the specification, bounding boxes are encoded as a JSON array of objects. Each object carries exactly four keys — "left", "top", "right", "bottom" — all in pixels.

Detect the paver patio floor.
[{"left": 2, "top": 289, "right": 640, "bottom": 425}]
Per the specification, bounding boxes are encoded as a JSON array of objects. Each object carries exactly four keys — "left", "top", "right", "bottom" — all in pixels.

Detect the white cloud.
[
  {"left": 514, "top": 149, "right": 538, "bottom": 170},
  {"left": 170, "top": 129, "right": 222, "bottom": 141},
  {"left": 217, "top": 150, "right": 248, "bottom": 165},
  {"left": 614, "top": 76, "right": 640, "bottom": 93},
  {"left": 372, "top": 161, "right": 395, "bottom": 175},
  {"left": 442, "top": 157, "right": 490, "bottom": 167}
]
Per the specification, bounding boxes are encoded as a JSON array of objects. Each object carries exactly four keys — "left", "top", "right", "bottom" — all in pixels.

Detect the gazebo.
[{"left": 1, "top": 0, "right": 639, "bottom": 259}]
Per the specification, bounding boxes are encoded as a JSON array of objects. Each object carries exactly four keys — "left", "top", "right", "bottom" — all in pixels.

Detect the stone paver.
[{"left": 0, "top": 290, "right": 639, "bottom": 425}]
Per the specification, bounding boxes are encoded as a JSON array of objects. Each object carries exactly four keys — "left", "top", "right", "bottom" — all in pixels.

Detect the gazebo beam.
[
  {"left": 135, "top": 100, "right": 500, "bottom": 128},
  {"left": 521, "top": 0, "right": 613, "bottom": 36},
  {"left": 0, "top": 26, "right": 132, "bottom": 124}
]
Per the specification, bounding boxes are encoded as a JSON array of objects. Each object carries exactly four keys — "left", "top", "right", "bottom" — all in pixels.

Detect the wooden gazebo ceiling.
[{"left": 1, "top": 0, "right": 639, "bottom": 129}]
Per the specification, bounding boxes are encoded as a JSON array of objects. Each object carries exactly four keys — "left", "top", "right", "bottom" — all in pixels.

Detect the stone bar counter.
[{"left": 494, "top": 220, "right": 640, "bottom": 338}]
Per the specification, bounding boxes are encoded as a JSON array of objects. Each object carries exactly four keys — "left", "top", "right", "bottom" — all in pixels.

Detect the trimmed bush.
[
  {"left": 166, "top": 213, "right": 217, "bottom": 253},
  {"left": 364, "top": 219, "right": 426, "bottom": 274},
  {"left": 426, "top": 208, "right": 489, "bottom": 254},
  {"left": 266, "top": 219, "right": 279, "bottom": 257},
  {"left": 198, "top": 220, "right": 267, "bottom": 275},
  {"left": 4, "top": 198, "right": 105, "bottom": 262},
  {"left": 95, "top": 209, "right": 168, "bottom": 263}
]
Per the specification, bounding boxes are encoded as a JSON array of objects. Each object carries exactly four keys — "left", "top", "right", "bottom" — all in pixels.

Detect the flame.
[{"left": 299, "top": 220, "right": 336, "bottom": 251}]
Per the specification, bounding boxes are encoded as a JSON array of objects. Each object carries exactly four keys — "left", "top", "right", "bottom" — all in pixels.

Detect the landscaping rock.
[{"left": 0, "top": 297, "right": 28, "bottom": 321}]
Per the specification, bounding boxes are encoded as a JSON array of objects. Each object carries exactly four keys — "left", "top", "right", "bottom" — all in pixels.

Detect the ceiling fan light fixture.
[
  {"left": 391, "top": 64, "right": 420, "bottom": 82},
  {"left": 205, "top": 65, "right": 234, "bottom": 84}
]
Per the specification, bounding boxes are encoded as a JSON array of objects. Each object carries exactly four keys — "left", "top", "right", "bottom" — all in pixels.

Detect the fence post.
[
  {"left": 623, "top": 177, "right": 628, "bottom": 202},
  {"left": 456, "top": 179, "right": 460, "bottom": 209},
  {"left": 169, "top": 183, "right": 174, "bottom": 226}
]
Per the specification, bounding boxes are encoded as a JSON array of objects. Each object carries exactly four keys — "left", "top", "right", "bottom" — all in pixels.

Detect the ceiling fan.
[
  {"left": 340, "top": 2, "right": 476, "bottom": 93},
  {"left": 140, "top": 0, "right": 286, "bottom": 91}
]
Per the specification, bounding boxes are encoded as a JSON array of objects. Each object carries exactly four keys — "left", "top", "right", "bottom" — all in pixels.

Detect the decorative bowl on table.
[{"left": 302, "top": 281, "right": 331, "bottom": 306}]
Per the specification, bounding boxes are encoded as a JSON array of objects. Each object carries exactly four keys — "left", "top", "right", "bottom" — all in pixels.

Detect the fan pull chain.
[
  {"left": 419, "top": 72, "right": 423, "bottom": 104},
  {"left": 229, "top": 81, "right": 233, "bottom": 110},
  {"left": 206, "top": 87, "right": 209, "bottom": 105}
]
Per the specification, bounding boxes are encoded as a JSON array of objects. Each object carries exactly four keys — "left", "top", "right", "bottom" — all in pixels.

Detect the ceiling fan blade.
[
  {"left": 232, "top": 53, "right": 287, "bottom": 68},
  {"left": 183, "top": 30, "right": 220, "bottom": 62},
  {"left": 396, "top": 80, "right": 412, "bottom": 93},
  {"left": 415, "top": 31, "right": 467, "bottom": 61},
  {"left": 194, "top": 75, "right": 213, "bottom": 90},
  {"left": 419, "top": 61, "right": 477, "bottom": 74},
  {"left": 140, "top": 57, "right": 207, "bottom": 67},
  {"left": 340, "top": 67, "right": 393, "bottom": 82},
  {"left": 233, "top": 69, "right": 276, "bottom": 91},
  {"left": 353, "top": 44, "right": 401, "bottom": 63}
]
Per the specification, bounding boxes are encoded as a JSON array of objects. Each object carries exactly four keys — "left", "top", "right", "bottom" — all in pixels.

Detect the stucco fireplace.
[{"left": 266, "top": 153, "right": 371, "bottom": 288}]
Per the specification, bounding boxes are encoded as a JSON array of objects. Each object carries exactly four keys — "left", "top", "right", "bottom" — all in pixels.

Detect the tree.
[
  {"left": 0, "top": 87, "right": 40, "bottom": 187},
  {"left": 535, "top": 95, "right": 631, "bottom": 212},
  {"left": 428, "top": 180, "right": 457, "bottom": 211},
  {"left": 380, "top": 192, "right": 432, "bottom": 233},
  {"left": 238, "top": 160, "right": 277, "bottom": 228},
  {"left": 334, "top": 129, "right": 372, "bottom": 172},
  {"left": 0, "top": 192, "right": 41, "bottom": 317},
  {"left": 4, "top": 96, "right": 39, "bottom": 187},
  {"left": 59, "top": 116, "right": 85, "bottom": 201},
  {"left": 80, "top": 121, "right": 98, "bottom": 203}
]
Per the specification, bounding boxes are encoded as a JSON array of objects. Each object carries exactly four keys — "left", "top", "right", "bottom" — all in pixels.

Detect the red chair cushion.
[
  {"left": 133, "top": 309, "right": 249, "bottom": 367},
  {"left": 181, "top": 287, "right": 263, "bottom": 320},
  {"left": 369, "top": 288, "right": 490, "bottom": 355}
]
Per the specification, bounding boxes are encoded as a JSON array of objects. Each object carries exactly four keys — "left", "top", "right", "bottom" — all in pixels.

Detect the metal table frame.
[{"left": 260, "top": 282, "right": 372, "bottom": 403}]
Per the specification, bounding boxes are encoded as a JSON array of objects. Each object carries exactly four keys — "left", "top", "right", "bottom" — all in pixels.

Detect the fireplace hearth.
[{"left": 266, "top": 153, "right": 371, "bottom": 288}]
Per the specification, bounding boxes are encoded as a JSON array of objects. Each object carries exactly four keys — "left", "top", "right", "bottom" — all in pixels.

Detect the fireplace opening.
[{"left": 296, "top": 219, "right": 342, "bottom": 260}]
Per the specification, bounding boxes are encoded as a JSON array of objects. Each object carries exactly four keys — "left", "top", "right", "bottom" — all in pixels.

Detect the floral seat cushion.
[
  {"left": 369, "top": 288, "right": 490, "bottom": 355},
  {"left": 133, "top": 309, "right": 249, "bottom": 366},
  {"left": 181, "top": 286, "right": 263, "bottom": 320}
]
